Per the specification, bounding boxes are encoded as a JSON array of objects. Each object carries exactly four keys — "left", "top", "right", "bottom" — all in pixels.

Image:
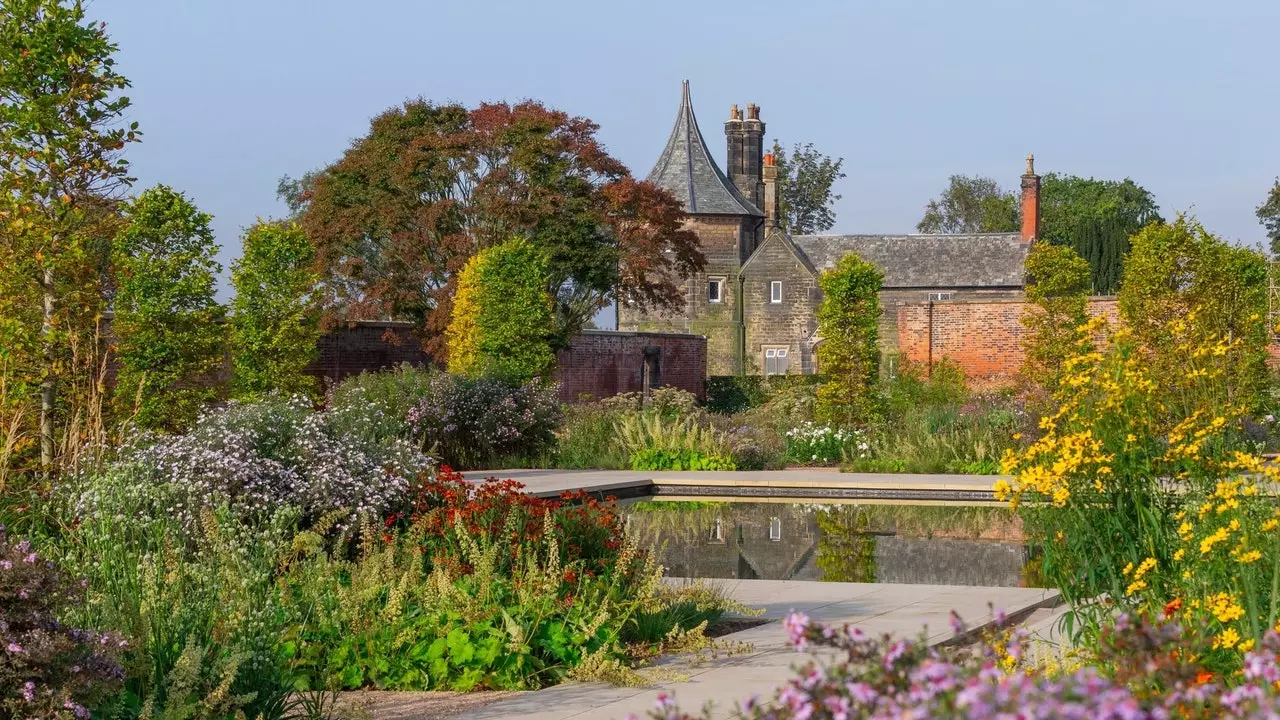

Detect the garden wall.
[
  {"left": 553, "top": 330, "right": 707, "bottom": 403},
  {"left": 896, "top": 297, "right": 1120, "bottom": 381},
  {"left": 309, "top": 323, "right": 707, "bottom": 402}
]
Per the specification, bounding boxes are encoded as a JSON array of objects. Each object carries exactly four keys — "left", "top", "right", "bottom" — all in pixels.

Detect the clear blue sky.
[{"left": 97, "top": 0, "right": 1279, "bottom": 311}]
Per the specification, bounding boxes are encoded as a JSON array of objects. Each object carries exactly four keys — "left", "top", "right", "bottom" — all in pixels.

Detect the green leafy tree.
[
  {"left": 275, "top": 170, "right": 320, "bottom": 219},
  {"left": 1120, "top": 215, "right": 1269, "bottom": 411},
  {"left": 916, "top": 175, "right": 1019, "bottom": 234},
  {"left": 815, "top": 253, "right": 883, "bottom": 427},
  {"left": 230, "top": 220, "right": 320, "bottom": 398},
  {"left": 1019, "top": 243, "right": 1092, "bottom": 393},
  {"left": 113, "top": 186, "right": 225, "bottom": 431},
  {"left": 1039, "top": 174, "right": 1161, "bottom": 294},
  {"left": 0, "top": 0, "right": 140, "bottom": 470},
  {"left": 771, "top": 141, "right": 845, "bottom": 234},
  {"left": 1257, "top": 178, "right": 1280, "bottom": 256},
  {"left": 446, "top": 237, "right": 555, "bottom": 381}
]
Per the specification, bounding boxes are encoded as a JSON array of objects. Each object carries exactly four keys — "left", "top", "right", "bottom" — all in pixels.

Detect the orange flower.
[
  {"left": 1196, "top": 671, "right": 1214, "bottom": 686},
  {"left": 1163, "top": 598, "right": 1184, "bottom": 618}
]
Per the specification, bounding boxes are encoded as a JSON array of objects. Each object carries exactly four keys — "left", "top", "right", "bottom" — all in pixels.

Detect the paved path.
[
  {"left": 491, "top": 468, "right": 1003, "bottom": 503},
  {"left": 468, "top": 579, "right": 1057, "bottom": 720}
]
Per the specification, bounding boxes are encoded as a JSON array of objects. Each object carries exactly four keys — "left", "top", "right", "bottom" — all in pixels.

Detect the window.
[
  {"left": 708, "top": 518, "right": 725, "bottom": 543},
  {"left": 768, "top": 517, "right": 782, "bottom": 541},
  {"left": 928, "top": 292, "right": 954, "bottom": 302},
  {"left": 770, "top": 281, "right": 783, "bottom": 303},
  {"left": 764, "top": 346, "right": 790, "bottom": 376},
  {"left": 708, "top": 277, "right": 725, "bottom": 303}
]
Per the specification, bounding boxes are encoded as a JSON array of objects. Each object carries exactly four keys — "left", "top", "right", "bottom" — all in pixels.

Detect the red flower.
[{"left": 1163, "top": 598, "right": 1183, "bottom": 618}]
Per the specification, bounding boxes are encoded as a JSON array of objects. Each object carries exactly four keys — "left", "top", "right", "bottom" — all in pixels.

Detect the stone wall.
[
  {"left": 309, "top": 321, "right": 431, "bottom": 386},
  {"left": 740, "top": 236, "right": 820, "bottom": 374},
  {"left": 895, "top": 297, "right": 1119, "bottom": 380},
  {"left": 554, "top": 330, "right": 707, "bottom": 403}
]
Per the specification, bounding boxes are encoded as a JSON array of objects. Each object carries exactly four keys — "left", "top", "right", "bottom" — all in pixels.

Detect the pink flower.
[{"left": 783, "top": 611, "right": 811, "bottom": 650}]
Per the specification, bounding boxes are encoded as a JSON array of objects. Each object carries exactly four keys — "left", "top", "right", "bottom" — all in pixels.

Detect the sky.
[{"left": 95, "top": 0, "right": 1280, "bottom": 316}]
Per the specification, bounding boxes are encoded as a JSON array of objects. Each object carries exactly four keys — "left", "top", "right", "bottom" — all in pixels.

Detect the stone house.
[{"left": 619, "top": 82, "right": 1041, "bottom": 376}]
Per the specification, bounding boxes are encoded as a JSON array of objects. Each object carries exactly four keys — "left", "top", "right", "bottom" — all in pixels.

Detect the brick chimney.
[
  {"left": 1020, "top": 154, "right": 1040, "bottom": 245},
  {"left": 725, "top": 103, "right": 765, "bottom": 212},
  {"left": 763, "top": 152, "right": 779, "bottom": 232}
]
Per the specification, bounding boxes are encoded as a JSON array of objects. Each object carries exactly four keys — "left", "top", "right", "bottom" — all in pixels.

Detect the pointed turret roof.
[{"left": 646, "top": 81, "right": 763, "bottom": 217}]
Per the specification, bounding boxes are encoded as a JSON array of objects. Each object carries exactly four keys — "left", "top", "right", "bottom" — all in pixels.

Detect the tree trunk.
[{"left": 39, "top": 265, "right": 55, "bottom": 474}]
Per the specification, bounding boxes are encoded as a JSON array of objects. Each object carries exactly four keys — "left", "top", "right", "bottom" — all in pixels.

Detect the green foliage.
[
  {"left": 112, "top": 185, "right": 225, "bottom": 431},
  {"left": 230, "top": 220, "right": 320, "bottom": 399},
  {"left": 1020, "top": 243, "right": 1093, "bottom": 393},
  {"left": 815, "top": 506, "right": 877, "bottom": 582},
  {"left": 771, "top": 141, "right": 846, "bottom": 235},
  {"left": 1039, "top": 173, "right": 1162, "bottom": 294},
  {"left": 815, "top": 253, "right": 882, "bottom": 427},
  {"left": 1119, "top": 215, "right": 1270, "bottom": 412},
  {"left": 1258, "top": 178, "right": 1280, "bottom": 256},
  {"left": 447, "top": 237, "right": 556, "bottom": 382},
  {"left": 629, "top": 449, "right": 735, "bottom": 471},
  {"left": 705, "top": 375, "right": 823, "bottom": 415},
  {"left": 916, "top": 175, "right": 1019, "bottom": 234},
  {"left": 0, "top": 0, "right": 141, "bottom": 471}
]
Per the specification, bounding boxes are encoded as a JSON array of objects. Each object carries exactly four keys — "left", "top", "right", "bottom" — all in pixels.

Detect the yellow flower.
[
  {"left": 1263, "top": 519, "right": 1278, "bottom": 532},
  {"left": 1125, "top": 579, "right": 1147, "bottom": 596},
  {"left": 1173, "top": 548, "right": 1185, "bottom": 562},
  {"left": 1238, "top": 550, "right": 1263, "bottom": 564},
  {"left": 1208, "top": 593, "right": 1245, "bottom": 623},
  {"left": 1133, "top": 557, "right": 1157, "bottom": 579},
  {"left": 1201, "top": 527, "right": 1230, "bottom": 554},
  {"left": 1177, "top": 521, "right": 1194, "bottom": 539},
  {"left": 1121, "top": 562, "right": 1134, "bottom": 577},
  {"left": 992, "top": 479, "right": 1012, "bottom": 501},
  {"left": 1215, "top": 628, "right": 1240, "bottom": 649},
  {"left": 1230, "top": 518, "right": 1242, "bottom": 532},
  {"left": 1239, "top": 638, "right": 1256, "bottom": 653},
  {"left": 1125, "top": 434, "right": 1137, "bottom": 443}
]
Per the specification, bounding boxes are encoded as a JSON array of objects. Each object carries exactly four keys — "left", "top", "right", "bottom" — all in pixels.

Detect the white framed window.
[
  {"left": 708, "top": 277, "right": 725, "bottom": 303},
  {"left": 928, "top": 292, "right": 954, "bottom": 301},
  {"left": 709, "top": 518, "right": 725, "bottom": 543},
  {"left": 770, "top": 281, "right": 783, "bottom": 303},
  {"left": 768, "top": 517, "right": 782, "bottom": 541},
  {"left": 764, "top": 346, "right": 790, "bottom": 376}
]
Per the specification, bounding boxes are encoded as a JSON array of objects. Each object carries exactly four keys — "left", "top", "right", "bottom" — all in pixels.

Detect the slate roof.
[
  {"left": 646, "top": 81, "right": 763, "bottom": 217},
  {"left": 791, "top": 233, "right": 1028, "bottom": 288}
]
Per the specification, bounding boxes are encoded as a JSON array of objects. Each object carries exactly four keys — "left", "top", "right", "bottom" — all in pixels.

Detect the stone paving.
[
  {"left": 467, "top": 579, "right": 1058, "bottom": 720},
  {"left": 492, "top": 468, "right": 1002, "bottom": 503}
]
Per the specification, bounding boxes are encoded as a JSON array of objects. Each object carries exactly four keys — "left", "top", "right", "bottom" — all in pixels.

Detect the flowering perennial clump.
[
  {"left": 0, "top": 527, "right": 125, "bottom": 719},
  {"left": 641, "top": 612, "right": 1280, "bottom": 719},
  {"left": 784, "top": 422, "right": 870, "bottom": 466},
  {"left": 78, "top": 394, "right": 432, "bottom": 533}
]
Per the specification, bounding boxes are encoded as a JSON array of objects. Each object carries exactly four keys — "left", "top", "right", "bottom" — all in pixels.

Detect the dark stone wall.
[
  {"left": 553, "top": 330, "right": 707, "bottom": 403},
  {"left": 308, "top": 321, "right": 432, "bottom": 387}
]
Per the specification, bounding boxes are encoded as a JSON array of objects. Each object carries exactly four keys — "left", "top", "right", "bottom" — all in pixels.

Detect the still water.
[{"left": 624, "top": 500, "right": 1040, "bottom": 588}]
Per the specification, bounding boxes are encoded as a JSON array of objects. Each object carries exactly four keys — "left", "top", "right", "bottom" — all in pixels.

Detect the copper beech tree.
[{"left": 297, "top": 99, "right": 703, "bottom": 358}]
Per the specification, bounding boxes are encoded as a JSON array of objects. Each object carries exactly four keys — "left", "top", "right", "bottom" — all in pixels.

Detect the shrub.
[
  {"left": 815, "top": 253, "right": 883, "bottom": 427},
  {"left": 0, "top": 527, "right": 125, "bottom": 719},
  {"left": 549, "top": 402, "right": 632, "bottom": 470},
  {"left": 705, "top": 376, "right": 769, "bottom": 414},
  {"left": 230, "top": 220, "right": 320, "bottom": 399},
  {"left": 405, "top": 373, "right": 561, "bottom": 469},
  {"left": 78, "top": 394, "right": 431, "bottom": 534},
  {"left": 645, "top": 611, "right": 1280, "bottom": 719},
  {"left": 112, "top": 185, "right": 226, "bottom": 432},
  {"left": 615, "top": 414, "right": 735, "bottom": 471},
  {"left": 325, "top": 363, "right": 435, "bottom": 447},
  {"left": 446, "top": 238, "right": 556, "bottom": 382},
  {"left": 784, "top": 422, "right": 870, "bottom": 466},
  {"left": 629, "top": 449, "right": 735, "bottom": 472},
  {"left": 1020, "top": 242, "right": 1092, "bottom": 394}
]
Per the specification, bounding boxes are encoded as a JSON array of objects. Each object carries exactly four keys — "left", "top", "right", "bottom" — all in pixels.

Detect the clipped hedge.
[{"left": 705, "top": 375, "right": 824, "bottom": 414}]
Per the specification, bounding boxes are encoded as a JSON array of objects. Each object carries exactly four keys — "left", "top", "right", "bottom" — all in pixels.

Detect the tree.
[
  {"left": 112, "top": 186, "right": 225, "bottom": 431},
  {"left": 276, "top": 170, "right": 320, "bottom": 219},
  {"left": 916, "top": 175, "right": 1019, "bottom": 234},
  {"left": 771, "top": 141, "right": 845, "bottom": 234},
  {"left": 0, "top": 0, "right": 140, "bottom": 471},
  {"left": 1257, "top": 178, "right": 1280, "bottom": 256},
  {"left": 1039, "top": 174, "right": 1161, "bottom": 294},
  {"left": 230, "top": 220, "right": 320, "bottom": 398},
  {"left": 1120, "top": 216, "right": 1269, "bottom": 411},
  {"left": 446, "top": 237, "right": 555, "bottom": 381},
  {"left": 815, "top": 253, "right": 883, "bottom": 427},
  {"left": 300, "top": 99, "right": 702, "bottom": 359},
  {"left": 1019, "top": 243, "right": 1092, "bottom": 393}
]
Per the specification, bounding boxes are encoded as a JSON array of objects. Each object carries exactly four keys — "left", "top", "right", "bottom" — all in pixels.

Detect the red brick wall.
[
  {"left": 896, "top": 297, "right": 1119, "bottom": 381},
  {"left": 308, "top": 321, "right": 433, "bottom": 386},
  {"left": 554, "top": 330, "right": 707, "bottom": 403}
]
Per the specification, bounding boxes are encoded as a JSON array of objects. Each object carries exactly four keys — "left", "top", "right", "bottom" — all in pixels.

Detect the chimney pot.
[
  {"left": 764, "top": 153, "right": 774, "bottom": 167},
  {"left": 746, "top": 103, "right": 759, "bottom": 120},
  {"left": 729, "top": 104, "right": 742, "bottom": 121}
]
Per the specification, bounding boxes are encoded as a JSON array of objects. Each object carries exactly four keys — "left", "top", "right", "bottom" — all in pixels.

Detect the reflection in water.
[{"left": 625, "top": 501, "right": 1038, "bottom": 588}]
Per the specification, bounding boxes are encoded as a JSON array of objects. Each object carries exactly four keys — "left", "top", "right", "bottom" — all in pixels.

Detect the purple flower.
[
  {"left": 21, "top": 681, "right": 33, "bottom": 702},
  {"left": 7, "top": 642, "right": 24, "bottom": 654}
]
